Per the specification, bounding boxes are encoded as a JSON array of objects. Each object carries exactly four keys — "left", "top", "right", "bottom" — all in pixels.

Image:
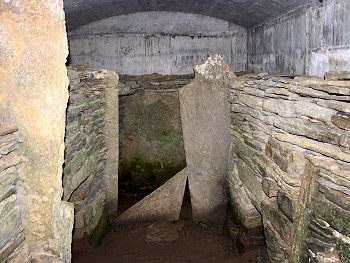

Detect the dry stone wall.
[
  {"left": 229, "top": 73, "right": 350, "bottom": 262},
  {"left": 0, "top": 113, "right": 28, "bottom": 262},
  {"left": 64, "top": 65, "right": 119, "bottom": 238}
]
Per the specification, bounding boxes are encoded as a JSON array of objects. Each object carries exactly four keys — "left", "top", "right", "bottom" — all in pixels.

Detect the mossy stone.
[{"left": 88, "top": 211, "right": 110, "bottom": 247}]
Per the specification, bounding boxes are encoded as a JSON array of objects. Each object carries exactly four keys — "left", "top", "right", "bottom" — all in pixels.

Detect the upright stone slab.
[
  {"left": 179, "top": 55, "right": 235, "bottom": 224},
  {"left": 0, "top": 1, "right": 73, "bottom": 261}
]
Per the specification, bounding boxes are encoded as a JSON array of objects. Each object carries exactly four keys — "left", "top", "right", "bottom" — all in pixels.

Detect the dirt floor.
[
  {"left": 72, "top": 189, "right": 261, "bottom": 263},
  {"left": 72, "top": 220, "right": 261, "bottom": 263}
]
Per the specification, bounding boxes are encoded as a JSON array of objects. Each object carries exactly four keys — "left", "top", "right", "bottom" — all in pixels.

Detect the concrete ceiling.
[{"left": 64, "top": 0, "right": 306, "bottom": 31}]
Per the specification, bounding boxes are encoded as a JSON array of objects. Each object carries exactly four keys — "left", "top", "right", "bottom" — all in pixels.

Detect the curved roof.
[{"left": 64, "top": 0, "right": 305, "bottom": 31}]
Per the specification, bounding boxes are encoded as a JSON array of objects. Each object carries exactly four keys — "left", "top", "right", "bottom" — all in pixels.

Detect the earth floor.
[{"left": 72, "top": 220, "right": 261, "bottom": 263}]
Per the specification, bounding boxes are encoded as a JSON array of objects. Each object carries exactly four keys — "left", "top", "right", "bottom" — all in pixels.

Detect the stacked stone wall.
[
  {"left": 229, "top": 73, "right": 350, "bottom": 262},
  {"left": 64, "top": 66, "right": 118, "bottom": 238},
  {"left": 0, "top": 114, "right": 29, "bottom": 262}
]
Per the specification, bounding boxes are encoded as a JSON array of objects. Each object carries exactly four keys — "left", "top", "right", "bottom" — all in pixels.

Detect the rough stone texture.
[
  {"left": 180, "top": 55, "right": 234, "bottom": 224},
  {"left": 104, "top": 73, "right": 120, "bottom": 216},
  {"left": 64, "top": 0, "right": 306, "bottom": 30},
  {"left": 64, "top": 65, "right": 119, "bottom": 238},
  {"left": 68, "top": 12, "right": 247, "bottom": 75},
  {"left": 0, "top": 112, "right": 28, "bottom": 262},
  {"left": 145, "top": 222, "right": 184, "bottom": 243},
  {"left": 119, "top": 75, "right": 188, "bottom": 191},
  {"left": 115, "top": 169, "right": 187, "bottom": 225},
  {"left": 248, "top": 0, "right": 350, "bottom": 77},
  {"left": 229, "top": 71, "right": 350, "bottom": 262},
  {"left": 0, "top": 1, "right": 73, "bottom": 262}
]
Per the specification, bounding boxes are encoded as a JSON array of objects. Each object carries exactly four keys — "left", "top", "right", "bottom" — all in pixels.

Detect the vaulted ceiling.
[{"left": 64, "top": 0, "right": 306, "bottom": 31}]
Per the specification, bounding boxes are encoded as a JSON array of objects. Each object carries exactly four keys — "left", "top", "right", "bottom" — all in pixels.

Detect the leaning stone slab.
[
  {"left": 115, "top": 169, "right": 187, "bottom": 225},
  {"left": 179, "top": 55, "right": 234, "bottom": 224}
]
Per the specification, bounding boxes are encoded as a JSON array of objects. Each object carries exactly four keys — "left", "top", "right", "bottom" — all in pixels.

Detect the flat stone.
[
  {"left": 325, "top": 71, "right": 350, "bottom": 81},
  {"left": 318, "top": 183, "right": 350, "bottom": 213},
  {"left": 312, "top": 194, "right": 350, "bottom": 236},
  {"left": 237, "top": 159, "right": 263, "bottom": 211},
  {"left": 277, "top": 191, "right": 296, "bottom": 222},
  {"left": 115, "top": 169, "right": 187, "bottom": 225},
  {"left": 339, "top": 132, "right": 350, "bottom": 153},
  {"left": 269, "top": 115, "right": 342, "bottom": 145},
  {"left": 262, "top": 178, "right": 279, "bottom": 198},
  {"left": 262, "top": 99, "right": 295, "bottom": 118},
  {"left": 0, "top": 230, "right": 26, "bottom": 263},
  {"left": 263, "top": 221, "right": 290, "bottom": 262},
  {"left": 275, "top": 133, "right": 350, "bottom": 163},
  {"left": 228, "top": 170, "right": 262, "bottom": 229},
  {"left": 145, "top": 222, "right": 184, "bottom": 243},
  {"left": 261, "top": 199, "right": 294, "bottom": 246},
  {"left": 74, "top": 188, "right": 104, "bottom": 238},
  {"left": 0, "top": 196, "right": 22, "bottom": 249},
  {"left": 294, "top": 101, "right": 335, "bottom": 122},
  {"left": 331, "top": 112, "right": 350, "bottom": 130},
  {"left": 265, "top": 137, "right": 306, "bottom": 176}
]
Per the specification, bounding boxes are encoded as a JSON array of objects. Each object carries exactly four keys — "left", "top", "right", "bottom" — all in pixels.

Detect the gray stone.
[
  {"left": 265, "top": 137, "right": 306, "bottom": 176},
  {"left": 146, "top": 222, "right": 184, "bottom": 243},
  {"left": 269, "top": 115, "right": 342, "bottom": 145},
  {"left": 262, "top": 178, "right": 279, "bottom": 198},
  {"left": 325, "top": 71, "right": 350, "bottom": 81},
  {"left": 228, "top": 170, "right": 262, "bottom": 229},
  {"left": 115, "top": 169, "right": 187, "bottom": 225},
  {"left": 331, "top": 112, "right": 350, "bottom": 130},
  {"left": 179, "top": 55, "right": 233, "bottom": 224},
  {"left": 0, "top": 196, "right": 22, "bottom": 249},
  {"left": 74, "top": 188, "right": 105, "bottom": 238},
  {"left": 277, "top": 191, "right": 297, "bottom": 222},
  {"left": 262, "top": 199, "right": 294, "bottom": 247},
  {"left": 103, "top": 72, "right": 119, "bottom": 215}
]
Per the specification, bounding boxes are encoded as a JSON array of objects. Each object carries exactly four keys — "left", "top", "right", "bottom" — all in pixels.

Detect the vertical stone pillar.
[
  {"left": 104, "top": 72, "right": 119, "bottom": 215},
  {"left": 179, "top": 55, "right": 235, "bottom": 224},
  {"left": 0, "top": 1, "right": 73, "bottom": 262}
]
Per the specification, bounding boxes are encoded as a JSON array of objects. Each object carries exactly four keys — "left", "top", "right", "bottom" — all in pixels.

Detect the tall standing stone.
[
  {"left": 0, "top": 1, "right": 73, "bottom": 262},
  {"left": 179, "top": 55, "right": 235, "bottom": 224}
]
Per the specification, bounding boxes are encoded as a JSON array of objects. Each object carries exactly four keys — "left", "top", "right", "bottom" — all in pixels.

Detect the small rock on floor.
[{"left": 145, "top": 222, "right": 185, "bottom": 243}]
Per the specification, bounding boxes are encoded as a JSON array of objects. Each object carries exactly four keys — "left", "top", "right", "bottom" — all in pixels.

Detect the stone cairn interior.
[{"left": 1, "top": 0, "right": 350, "bottom": 263}]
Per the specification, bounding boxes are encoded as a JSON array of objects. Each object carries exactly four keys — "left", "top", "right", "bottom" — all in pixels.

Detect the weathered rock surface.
[
  {"left": 180, "top": 55, "right": 234, "bottom": 224},
  {"left": 64, "top": 65, "right": 119, "bottom": 238},
  {"left": 0, "top": 115, "right": 28, "bottom": 262},
  {"left": 115, "top": 169, "right": 187, "bottom": 225},
  {"left": 229, "top": 72, "right": 350, "bottom": 262},
  {"left": 145, "top": 222, "right": 185, "bottom": 243},
  {"left": 1, "top": 1, "right": 73, "bottom": 262}
]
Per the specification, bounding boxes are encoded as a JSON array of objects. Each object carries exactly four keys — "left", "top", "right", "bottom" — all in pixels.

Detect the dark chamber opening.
[{"left": 117, "top": 74, "right": 192, "bottom": 214}]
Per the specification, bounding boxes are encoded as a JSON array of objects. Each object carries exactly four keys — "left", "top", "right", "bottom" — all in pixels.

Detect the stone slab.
[
  {"left": 115, "top": 169, "right": 187, "bottom": 225},
  {"left": 179, "top": 55, "right": 234, "bottom": 224}
]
